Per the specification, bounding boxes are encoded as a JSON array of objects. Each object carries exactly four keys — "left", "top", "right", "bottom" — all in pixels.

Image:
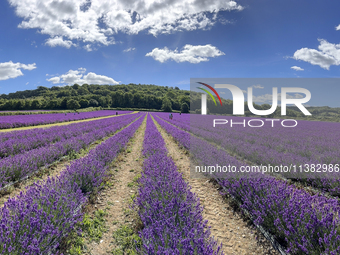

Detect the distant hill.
[
  {"left": 0, "top": 84, "right": 339, "bottom": 121},
  {"left": 0, "top": 83, "right": 191, "bottom": 113}
]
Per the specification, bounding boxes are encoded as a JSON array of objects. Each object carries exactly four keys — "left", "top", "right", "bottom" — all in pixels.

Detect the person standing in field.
[{"left": 169, "top": 113, "right": 171, "bottom": 119}]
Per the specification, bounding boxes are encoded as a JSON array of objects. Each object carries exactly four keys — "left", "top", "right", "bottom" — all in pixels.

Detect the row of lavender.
[
  {"left": 0, "top": 113, "right": 144, "bottom": 254},
  {"left": 0, "top": 113, "right": 139, "bottom": 189},
  {"left": 135, "top": 114, "right": 222, "bottom": 254},
  {"left": 0, "top": 114, "right": 137, "bottom": 159},
  {"left": 159, "top": 113, "right": 340, "bottom": 196},
  {"left": 0, "top": 110, "right": 132, "bottom": 129},
  {"left": 153, "top": 113, "right": 340, "bottom": 254},
  {"left": 159, "top": 112, "right": 340, "bottom": 165}
]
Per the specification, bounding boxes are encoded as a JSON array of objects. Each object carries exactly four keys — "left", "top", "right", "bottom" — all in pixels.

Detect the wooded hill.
[
  {"left": 0, "top": 83, "right": 191, "bottom": 112},
  {"left": 0, "top": 83, "right": 339, "bottom": 121}
]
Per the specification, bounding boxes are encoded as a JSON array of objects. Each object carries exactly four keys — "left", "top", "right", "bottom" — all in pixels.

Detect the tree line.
[
  {"left": 1, "top": 83, "right": 337, "bottom": 121},
  {"left": 0, "top": 83, "right": 190, "bottom": 113}
]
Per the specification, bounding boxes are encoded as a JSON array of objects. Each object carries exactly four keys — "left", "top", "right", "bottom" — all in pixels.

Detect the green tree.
[
  {"left": 31, "top": 99, "right": 41, "bottom": 109},
  {"left": 110, "top": 92, "right": 118, "bottom": 107},
  {"left": 72, "top": 84, "right": 80, "bottom": 90},
  {"left": 166, "top": 90, "right": 176, "bottom": 99},
  {"left": 181, "top": 102, "right": 189, "bottom": 113},
  {"left": 179, "top": 95, "right": 190, "bottom": 106},
  {"left": 105, "top": 95, "right": 112, "bottom": 108},
  {"left": 67, "top": 99, "right": 81, "bottom": 110},
  {"left": 57, "top": 90, "right": 71, "bottom": 98},
  {"left": 79, "top": 99, "right": 89, "bottom": 108},
  {"left": 161, "top": 97, "right": 172, "bottom": 112},
  {"left": 70, "top": 88, "right": 78, "bottom": 96},
  {"left": 171, "top": 99, "right": 180, "bottom": 111},
  {"left": 155, "top": 91, "right": 163, "bottom": 97},
  {"left": 78, "top": 86, "right": 89, "bottom": 95},
  {"left": 48, "top": 99, "right": 60, "bottom": 109},
  {"left": 123, "top": 92, "right": 133, "bottom": 107},
  {"left": 89, "top": 99, "right": 99, "bottom": 107},
  {"left": 15, "top": 100, "right": 25, "bottom": 110},
  {"left": 24, "top": 100, "right": 32, "bottom": 110},
  {"left": 98, "top": 96, "right": 109, "bottom": 107},
  {"left": 60, "top": 98, "right": 68, "bottom": 109}
]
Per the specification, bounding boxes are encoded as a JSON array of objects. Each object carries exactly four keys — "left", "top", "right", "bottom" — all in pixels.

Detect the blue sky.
[{"left": 1, "top": 0, "right": 340, "bottom": 102}]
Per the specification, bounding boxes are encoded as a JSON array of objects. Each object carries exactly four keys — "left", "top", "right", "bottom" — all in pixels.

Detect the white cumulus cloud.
[
  {"left": 146, "top": 44, "right": 225, "bottom": 63},
  {"left": 291, "top": 66, "right": 304, "bottom": 71},
  {"left": 45, "top": 36, "right": 76, "bottom": 48},
  {"left": 293, "top": 39, "right": 340, "bottom": 70},
  {"left": 336, "top": 24, "right": 340, "bottom": 30},
  {"left": 0, "top": 61, "right": 36, "bottom": 81},
  {"left": 9, "top": 0, "right": 243, "bottom": 49},
  {"left": 47, "top": 77, "right": 61, "bottom": 84},
  {"left": 47, "top": 68, "right": 119, "bottom": 85}
]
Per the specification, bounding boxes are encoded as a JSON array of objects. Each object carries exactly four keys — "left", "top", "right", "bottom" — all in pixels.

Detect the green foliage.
[
  {"left": 67, "top": 232, "right": 84, "bottom": 255},
  {"left": 79, "top": 99, "right": 89, "bottom": 108},
  {"left": 181, "top": 102, "right": 189, "bottom": 113},
  {"left": 112, "top": 225, "right": 142, "bottom": 254},
  {"left": 127, "top": 173, "right": 141, "bottom": 188},
  {"left": 31, "top": 99, "right": 41, "bottom": 109},
  {"left": 63, "top": 209, "right": 108, "bottom": 254},
  {"left": 89, "top": 99, "right": 99, "bottom": 107},
  {"left": 161, "top": 97, "right": 172, "bottom": 112},
  {"left": 82, "top": 210, "right": 108, "bottom": 242},
  {"left": 67, "top": 99, "right": 81, "bottom": 110},
  {"left": 0, "top": 84, "right": 191, "bottom": 112}
]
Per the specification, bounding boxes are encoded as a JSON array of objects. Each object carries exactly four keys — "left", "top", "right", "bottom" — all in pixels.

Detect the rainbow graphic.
[{"left": 197, "top": 82, "right": 223, "bottom": 106}]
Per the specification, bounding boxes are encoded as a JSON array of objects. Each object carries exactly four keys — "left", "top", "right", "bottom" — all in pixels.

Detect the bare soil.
[{"left": 153, "top": 117, "right": 279, "bottom": 255}]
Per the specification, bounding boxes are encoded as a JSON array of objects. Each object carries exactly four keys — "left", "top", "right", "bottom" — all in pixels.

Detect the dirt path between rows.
[
  {"left": 83, "top": 116, "right": 146, "bottom": 255},
  {"left": 153, "top": 116, "right": 279, "bottom": 255},
  {"left": 0, "top": 111, "right": 138, "bottom": 133}
]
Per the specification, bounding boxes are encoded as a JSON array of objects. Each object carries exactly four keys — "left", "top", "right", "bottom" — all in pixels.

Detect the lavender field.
[
  {"left": 0, "top": 111, "right": 338, "bottom": 254},
  {"left": 155, "top": 112, "right": 340, "bottom": 254},
  {"left": 0, "top": 110, "right": 132, "bottom": 129},
  {"left": 157, "top": 113, "right": 340, "bottom": 195}
]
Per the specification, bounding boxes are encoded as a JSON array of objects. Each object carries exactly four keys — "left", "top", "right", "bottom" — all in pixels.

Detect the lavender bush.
[
  {"left": 0, "top": 176, "right": 85, "bottom": 254},
  {"left": 136, "top": 114, "right": 223, "bottom": 254}
]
